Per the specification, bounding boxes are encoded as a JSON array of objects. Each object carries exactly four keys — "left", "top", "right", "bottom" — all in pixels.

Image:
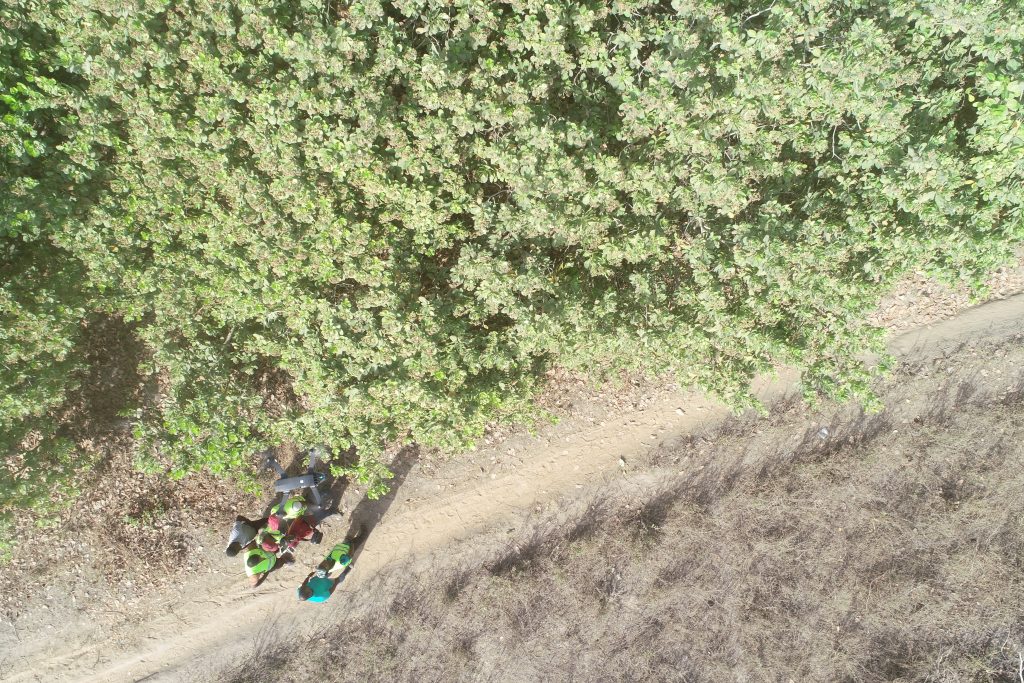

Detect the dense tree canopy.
[{"left": 2, "top": 0, "right": 1023, "bottom": 530}]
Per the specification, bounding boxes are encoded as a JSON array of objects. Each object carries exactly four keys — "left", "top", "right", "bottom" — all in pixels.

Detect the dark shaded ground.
[{"left": 343, "top": 447, "right": 419, "bottom": 563}]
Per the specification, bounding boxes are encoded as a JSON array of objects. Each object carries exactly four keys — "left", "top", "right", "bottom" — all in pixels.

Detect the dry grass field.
[{"left": 223, "top": 355, "right": 1024, "bottom": 683}]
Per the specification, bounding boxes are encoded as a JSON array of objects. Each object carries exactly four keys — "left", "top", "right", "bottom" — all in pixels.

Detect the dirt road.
[{"left": 3, "top": 293, "right": 1024, "bottom": 682}]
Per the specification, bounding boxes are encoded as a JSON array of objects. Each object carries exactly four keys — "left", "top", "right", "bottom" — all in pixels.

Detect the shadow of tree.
[
  {"left": 343, "top": 446, "right": 420, "bottom": 563},
  {"left": 322, "top": 446, "right": 360, "bottom": 516},
  {"left": 61, "top": 315, "right": 146, "bottom": 470}
]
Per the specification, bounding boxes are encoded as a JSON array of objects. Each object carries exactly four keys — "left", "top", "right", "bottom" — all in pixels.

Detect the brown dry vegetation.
[{"left": 223, "top": 366, "right": 1024, "bottom": 683}]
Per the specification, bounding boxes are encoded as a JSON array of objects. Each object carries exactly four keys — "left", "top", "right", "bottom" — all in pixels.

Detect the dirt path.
[{"left": 4, "top": 294, "right": 1024, "bottom": 683}]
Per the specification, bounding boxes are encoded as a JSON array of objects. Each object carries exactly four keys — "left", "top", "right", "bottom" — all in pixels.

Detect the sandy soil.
[{"left": 2, "top": 277, "right": 1023, "bottom": 682}]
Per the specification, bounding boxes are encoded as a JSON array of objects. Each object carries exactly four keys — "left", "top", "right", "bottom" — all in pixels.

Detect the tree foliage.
[
  {"left": 2, "top": 0, "right": 1023, "bottom": 526},
  {"left": 1, "top": 0, "right": 98, "bottom": 540}
]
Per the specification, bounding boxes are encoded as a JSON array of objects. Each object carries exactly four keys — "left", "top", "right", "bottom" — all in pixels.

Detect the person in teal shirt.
[{"left": 297, "top": 526, "right": 365, "bottom": 603}]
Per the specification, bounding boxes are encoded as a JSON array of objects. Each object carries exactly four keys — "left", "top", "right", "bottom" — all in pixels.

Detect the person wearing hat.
[
  {"left": 258, "top": 511, "right": 322, "bottom": 554},
  {"left": 225, "top": 515, "right": 267, "bottom": 557},
  {"left": 296, "top": 526, "right": 365, "bottom": 604},
  {"left": 270, "top": 494, "right": 307, "bottom": 520},
  {"left": 242, "top": 542, "right": 277, "bottom": 588},
  {"left": 256, "top": 520, "right": 288, "bottom": 553}
]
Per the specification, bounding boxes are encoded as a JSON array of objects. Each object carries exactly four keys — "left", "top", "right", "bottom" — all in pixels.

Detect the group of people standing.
[{"left": 225, "top": 494, "right": 363, "bottom": 603}]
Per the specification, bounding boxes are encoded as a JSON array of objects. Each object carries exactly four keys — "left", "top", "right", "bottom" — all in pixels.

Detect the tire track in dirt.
[{"left": 6, "top": 294, "right": 1024, "bottom": 683}]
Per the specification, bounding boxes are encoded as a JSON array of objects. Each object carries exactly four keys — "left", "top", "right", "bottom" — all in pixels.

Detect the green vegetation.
[{"left": 2, "top": 0, "right": 1023, "bottom": 532}]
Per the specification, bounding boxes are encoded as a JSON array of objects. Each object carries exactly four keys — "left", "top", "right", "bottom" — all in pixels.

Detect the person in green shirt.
[
  {"left": 242, "top": 542, "right": 278, "bottom": 588},
  {"left": 296, "top": 526, "right": 365, "bottom": 603}
]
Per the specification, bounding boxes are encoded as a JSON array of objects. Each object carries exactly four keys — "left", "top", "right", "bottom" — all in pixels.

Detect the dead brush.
[{"left": 622, "top": 486, "right": 678, "bottom": 544}]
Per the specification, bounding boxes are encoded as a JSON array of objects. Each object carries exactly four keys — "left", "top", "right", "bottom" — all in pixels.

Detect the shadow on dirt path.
[
  {"left": 344, "top": 446, "right": 420, "bottom": 564},
  {"left": 322, "top": 448, "right": 359, "bottom": 516}
]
